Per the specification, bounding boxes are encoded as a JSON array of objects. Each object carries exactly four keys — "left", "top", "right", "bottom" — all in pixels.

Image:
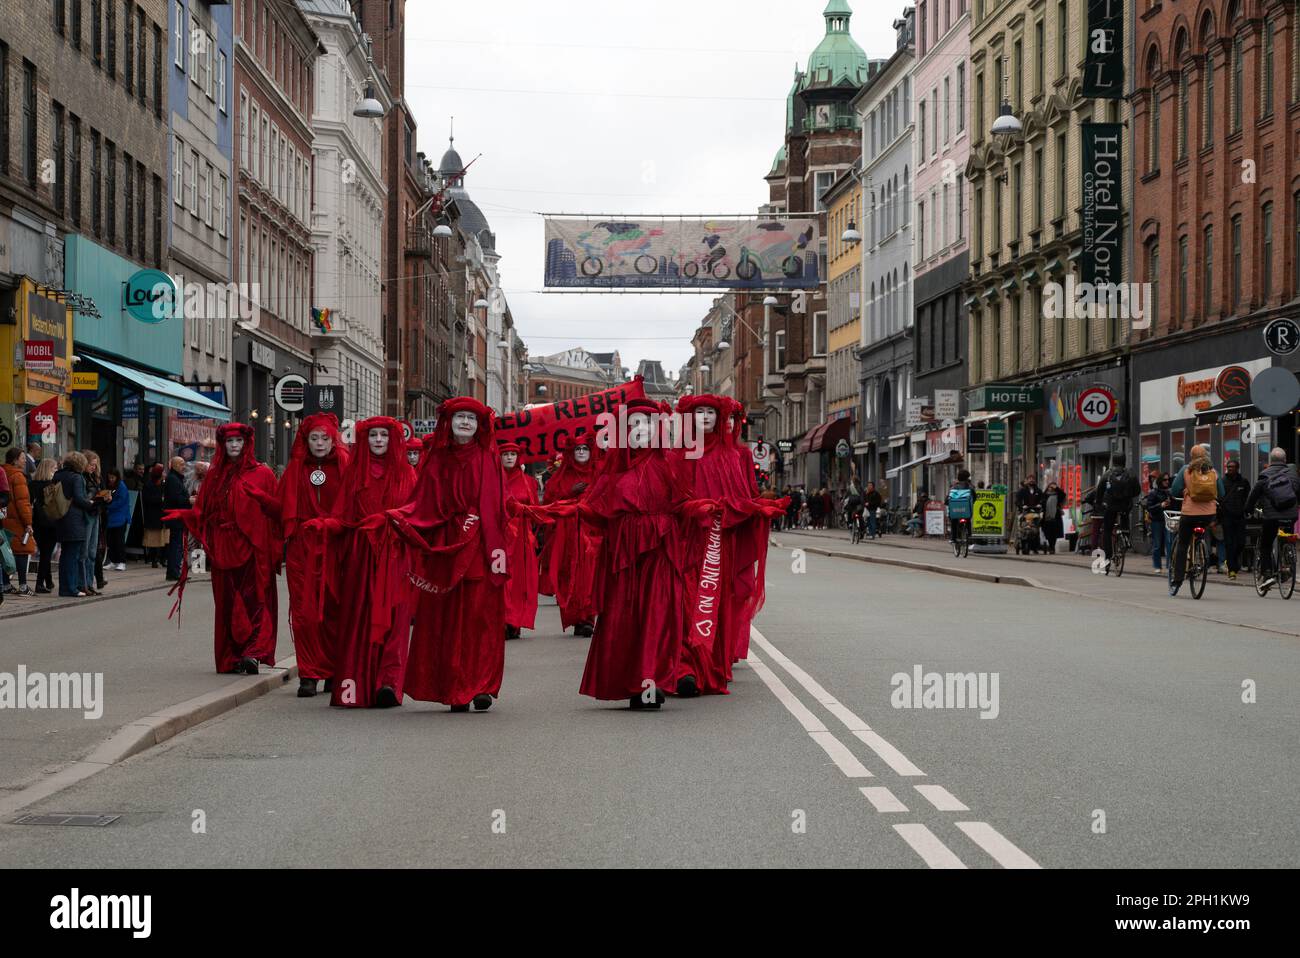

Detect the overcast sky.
[{"left": 404, "top": 1, "right": 902, "bottom": 377}]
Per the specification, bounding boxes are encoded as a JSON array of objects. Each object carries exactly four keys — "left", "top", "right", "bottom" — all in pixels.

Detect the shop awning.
[
  {"left": 1195, "top": 402, "right": 1262, "bottom": 425},
  {"left": 962, "top": 294, "right": 978, "bottom": 308},
  {"left": 1043, "top": 258, "right": 1063, "bottom": 275},
  {"left": 796, "top": 415, "right": 852, "bottom": 454},
  {"left": 1001, "top": 277, "right": 1018, "bottom": 292},
  {"left": 888, "top": 434, "right": 908, "bottom": 449},
  {"left": 929, "top": 449, "right": 964, "bottom": 465},
  {"left": 852, "top": 440, "right": 873, "bottom": 453},
  {"left": 1021, "top": 269, "right": 1038, "bottom": 285},
  {"left": 83, "top": 355, "right": 232, "bottom": 420},
  {"left": 886, "top": 454, "right": 931, "bottom": 479}
]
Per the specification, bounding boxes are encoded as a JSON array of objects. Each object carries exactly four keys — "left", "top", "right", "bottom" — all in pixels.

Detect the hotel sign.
[
  {"left": 1083, "top": 0, "right": 1125, "bottom": 99},
  {"left": 1081, "top": 123, "right": 1124, "bottom": 290}
]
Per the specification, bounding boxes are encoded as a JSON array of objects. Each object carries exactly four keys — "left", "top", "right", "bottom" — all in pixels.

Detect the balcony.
[{"left": 405, "top": 226, "right": 434, "bottom": 260}]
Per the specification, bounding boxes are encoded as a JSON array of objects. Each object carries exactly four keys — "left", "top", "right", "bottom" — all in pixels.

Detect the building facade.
[{"left": 822, "top": 163, "right": 862, "bottom": 489}]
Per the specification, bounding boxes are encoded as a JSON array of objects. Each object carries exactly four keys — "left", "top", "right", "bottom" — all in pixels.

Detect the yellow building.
[
  {"left": 824, "top": 164, "right": 862, "bottom": 420},
  {"left": 0, "top": 280, "right": 75, "bottom": 446}
]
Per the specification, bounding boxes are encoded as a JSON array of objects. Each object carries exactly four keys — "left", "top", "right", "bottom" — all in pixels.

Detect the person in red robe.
[
  {"left": 166, "top": 422, "right": 281, "bottom": 675},
  {"left": 277, "top": 413, "right": 349, "bottom": 697},
  {"left": 405, "top": 434, "right": 424, "bottom": 470},
  {"left": 305, "top": 417, "right": 417, "bottom": 709},
  {"left": 396, "top": 397, "right": 512, "bottom": 712},
  {"left": 578, "top": 399, "right": 695, "bottom": 710},
  {"left": 672, "top": 396, "right": 787, "bottom": 695},
  {"left": 539, "top": 435, "right": 602, "bottom": 636},
  {"left": 500, "top": 442, "right": 541, "bottom": 640}
]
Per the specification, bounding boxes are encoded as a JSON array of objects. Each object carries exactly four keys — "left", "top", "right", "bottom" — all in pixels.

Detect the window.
[
  {"left": 105, "top": 140, "right": 116, "bottom": 243},
  {"left": 1148, "top": 75, "right": 1160, "bottom": 172},
  {"left": 69, "top": 114, "right": 81, "bottom": 225},
  {"left": 188, "top": 148, "right": 199, "bottom": 214},
  {"left": 957, "top": 63, "right": 965, "bottom": 132},
  {"left": 1295, "top": 192, "right": 1300, "bottom": 297},
  {"left": 72, "top": 0, "right": 82, "bottom": 48},
  {"left": 1262, "top": 203, "right": 1273, "bottom": 299},
  {"left": 1231, "top": 34, "right": 1243, "bottom": 133},
  {"left": 775, "top": 330, "right": 786, "bottom": 369},
  {"left": 199, "top": 160, "right": 210, "bottom": 225},
  {"left": 1262, "top": 19, "right": 1274, "bottom": 117},
  {"left": 171, "top": 135, "right": 181, "bottom": 205},
  {"left": 217, "top": 49, "right": 226, "bottom": 112},
  {"left": 993, "top": 178, "right": 1002, "bottom": 249},
  {"left": 1033, "top": 146, "right": 1044, "bottom": 230},
  {"left": 973, "top": 183, "right": 983, "bottom": 255},
  {"left": 956, "top": 179, "right": 964, "bottom": 241},
  {"left": 124, "top": 1, "right": 133, "bottom": 94},
  {"left": 1177, "top": 235, "right": 1188, "bottom": 323},
  {"left": 813, "top": 312, "right": 827, "bottom": 356},
  {"left": 1035, "top": 19, "right": 1044, "bottom": 94},
  {"left": 1009, "top": 294, "right": 1020, "bottom": 372},
  {"left": 217, "top": 174, "right": 227, "bottom": 237},
  {"left": 1230, "top": 215, "right": 1242, "bottom": 308},
  {"left": 1057, "top": 0, "right": 1067, "bottom": 80},
  {"left": 1147, "top": 242, "right": 1159, "bottom": 340},
  {"left": 1177, "top": 70, "right": 1189, "bottom": 159},
  {"left": 0, "top": 44, "right": 9, "bottom": 177},
  {"left": 1202, "top": 225, "right": 1213, "bottom": 317},
  {"left": 931, "top": 89, "right": 938, "bottom": 154},
  {"left": 174, "top": 0, "right": 183, "bottom": 69},
  {"left": 918, "top": 200, "right": 926, "bottom": 259},
  {"left": 260, "top": 115, "right": 268, "bottom": 180},
  {"left": 123, "top": 149, "right": 134, "bottom": 254},
  {"left": 1011, "top": 162, "right": 1022, "bottom": 240},
  {"left": 974, "top": 71, "right": 984, "bottom": 139},
  {"left": 1056, "top": 131, "right": 1067, "bottom": 221},
  {"left": 136, "top": 161, "right": 145, "bottom": 262},
  {"left": 153, "top": 24, "right": 162, "bottom": 117},
  {"left": 22, "top": 60, "right": 37, "bottom": 186},
  {"left": 52, "top": 103, "right": 66, "bottom": 214},
  {"left": 106, "top": 0, "right": 115, "bottom": 77},
  {"left": 152, "top": 173, "right": 162, "bottom": 266},
  {"left": 919, "top": 101, "right": 927, "bottom": 157},
  {"left": 943, "top": 76, "right": 950, "bottom": 142},
  {"left": 92, "top": 0, "right": 102, "bottom": 63},
  {"left": 942, "top": 183, "right": 949, "bottom": 247},
  {"left": 136, "top": 7, "right": 145, "bottom": 104},
  {"left": 91, "top": 130, "right": 101, "bottom": 235},
  {"left": 1203, "top": 56, "right": 1214, "bottom": 147},
  {"left": 972, "top": 310, "right": 983, "bottom": 381},
  {"left": 240, "top": 91, "right": 249, "bottom": 169},
  {"left": 56, "top": 0, "right": 66, "bottom": 36},
  {"left": 814, "top": 170, "right": 835, "bottom": 212},
  {"left": 1013, "top": 38, "right": 1023, "bottom": 110}
]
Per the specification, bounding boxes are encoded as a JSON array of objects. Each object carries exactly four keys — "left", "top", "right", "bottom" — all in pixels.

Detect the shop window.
[{"left": 1171, "top": 429, "right": 1186, "bottom": 474}]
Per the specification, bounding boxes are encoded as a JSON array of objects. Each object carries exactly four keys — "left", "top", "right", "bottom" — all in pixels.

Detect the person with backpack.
[
  {"left": 1218, "top": 458, "right": 1252, "bottom": 580},
  {"left": 51, "top": 451, "right": 98, "bottom": 597},
  {"left": 1244, "top": 447, "right": 1300, "bottom": 592},
  {"left": 1169, "top": 445, "right": 1224, "bottom": 597},
  {"left": 946, "top": 470, "right": 975, "bottom": 546},
  {"left": 1095, "top": 455, "right": 1141, "bottom": 564},
  {"left": 27, "top": 457, "right": 58, "bottom": 593}
]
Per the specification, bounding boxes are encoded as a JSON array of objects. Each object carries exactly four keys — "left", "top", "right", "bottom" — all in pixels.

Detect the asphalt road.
[{"left": 1, "top": 546, "right": 1296, "bottom": 868}]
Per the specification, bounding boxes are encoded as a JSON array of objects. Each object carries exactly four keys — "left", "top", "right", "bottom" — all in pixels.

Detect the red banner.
[
  {"left": 494, "top": 378, "right": 647, "bottom": 463},
  {"left": 24, "top": 340, "right": 55, "bottom": 369},
  {"left": 27, "top": 396, "right": 59, "bottom": 441},
  {"left": 687, "top": 515, "right": 724, "bottom": 650}
]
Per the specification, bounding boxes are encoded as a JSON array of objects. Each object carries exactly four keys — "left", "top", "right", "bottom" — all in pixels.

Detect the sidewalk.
[{"left": 0, "top": 560, "right": 189, "bottom": 620}]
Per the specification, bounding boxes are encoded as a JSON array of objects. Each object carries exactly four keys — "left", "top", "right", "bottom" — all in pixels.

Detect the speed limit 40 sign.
[{"left": 1076, "top": 386, "right": 1117, "bottom": 428}]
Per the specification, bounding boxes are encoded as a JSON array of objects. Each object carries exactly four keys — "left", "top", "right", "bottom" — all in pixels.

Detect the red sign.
[
  {"left": 493, "top": 378, "right": 647, "bottom": 463},
  {"left": 27, "top": 396, "right": 59, "bottom": 441},
  {"left": 24, "top": 340, "right": 55, "bottom": 370},
  {"left": 1076, "top": 386, "right": 1117, "bottom": 428},
  {"left": 1214, "top": 365, "right": 1252, "bottom": 402}
]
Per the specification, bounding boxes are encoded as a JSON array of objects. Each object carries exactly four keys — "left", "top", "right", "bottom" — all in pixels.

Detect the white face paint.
[
  {"left": 573, "top": 445, "right": 591, "bottom": 464},
  {"left": 225, "top": 436, "right": 246, "bottom": 460},
  {"left": 627, "top": 413, "right": 652, "bottom": 449},
  {"left": 501, "top": 451, "right": 519, "bottom": 469},
  {"left": 694, "top": 406, "right": 718, "bottom": 433},
  {"left": 407, "top": 449, "right": 421, "bottom": 466},
  {"left": 307, "top": 429, "right": 334, "bottom": 459},
  {"left": 368, "top": 427, "right": 390, "bottom": 457},
  {"left": 451, "top": 411, "right": 478, "bottom": 444}
]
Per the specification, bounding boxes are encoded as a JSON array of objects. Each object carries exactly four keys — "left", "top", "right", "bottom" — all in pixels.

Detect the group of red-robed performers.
[{"left": 166, "top": 393, "right": 785, "bottom": 712}]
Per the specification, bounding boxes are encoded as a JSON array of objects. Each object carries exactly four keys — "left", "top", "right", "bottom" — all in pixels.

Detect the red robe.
[
  {"left": 172, "top": 425, "right": 281, "bottom": 673},
  {"left": 540, "top": 446, "right": 602, "bottom": 629},
  {"left": 578, "top": 446, "right": 691, "bottom": 701},
  {"left": 278, "top": 414, "right": 349, "bottom": 681},
  {"left": 398, "top": 400, "right": 511, "bottom": 707},
  {"left": 503, "top": 466, "right": 541, "bottom": 631},
  {"left": 317, "top": 418, "right": 417, "bottom": 708}
]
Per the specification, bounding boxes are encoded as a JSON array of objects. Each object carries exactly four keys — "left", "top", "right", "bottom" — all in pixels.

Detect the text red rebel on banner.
[{"left": 493, "top": 378, "right": 647, "bottom": 463}]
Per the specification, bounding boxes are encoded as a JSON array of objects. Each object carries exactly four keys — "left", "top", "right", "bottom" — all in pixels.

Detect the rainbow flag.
[{"left": 311, "top": 307, "right": 332, "bottom": 333}]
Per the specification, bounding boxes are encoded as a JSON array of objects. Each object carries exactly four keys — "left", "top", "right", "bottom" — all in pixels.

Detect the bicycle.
[
  {"left": 951, "top": 517, "right": 971, "bottom": 558},
  {"left": 1165, "top": 511, "right": 1209, "bottom": 600},
  {"left": 1254, "top": 526, "right": 1298, "bottom": 599},
  {"left": 847, "top": 508, "right": 866, "bottom": 545},
  {"left": 1108, "top": 516, "right": 1132, "bottom": 578}
]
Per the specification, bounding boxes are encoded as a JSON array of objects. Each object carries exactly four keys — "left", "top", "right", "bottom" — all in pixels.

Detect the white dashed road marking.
[
  {"left": 914, "top": 784, "right": 970, "bottom": 812},
  {"left": 956, "top": 821, "right": 1042, "bottom": 869},
  {"left": 860, "top": 786, "right": 908, "bottom": 813},
  {"left": 893, "top": 824, "right": 967, "bottom": 868}
]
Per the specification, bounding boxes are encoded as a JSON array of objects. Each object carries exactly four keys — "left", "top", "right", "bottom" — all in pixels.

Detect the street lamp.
[
  {"left": 473, "top": 298, "right": 490, "bottom": 310},
  {"left": 352, "top": 35, "right": 386, "bottom": 119},
  {"left": 432, "top": 223, "right": 453, "bottom": 238},
  {"left": 991, "top": 68, "right": 1022, "bottom": 138},
  {"left": 841, "top": 221, "right": 862, "bottom": 244}
]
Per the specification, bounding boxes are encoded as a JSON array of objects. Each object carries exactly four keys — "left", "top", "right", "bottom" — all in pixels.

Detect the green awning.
[
  {"left": 1021, "top": 269, "right": 1039, "bottom": 285},
  {"left": 982, "top": 287, "right": 1000, "bottom": 301},
  {"left": 1067, "top": 247, "right": 1082, "bottom": 262},
  {"left": 1043, "top": 258, "right": 1063, "bottom": 274},
  {"left": 83, "top": 355, "right": 232, "bottom": 420},
  {"left": 1001, "top": 277, "right": 1018, "bottom": 292},
  {"left": 962, "top": 294, "right": 978, "bottom": 308}
]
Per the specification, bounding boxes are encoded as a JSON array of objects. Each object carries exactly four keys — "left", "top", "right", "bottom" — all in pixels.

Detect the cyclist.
[
  {"left": 1244, "top": 447, "right": 1300, "bottom": 592},
  {"left": 946, "top": 470, "right": 975, "bottom": 549},
  {"left": 843, "top": 477, "right": 864, "bottom": 538},
  {"left": 1169, "top": 445, "right": 1222, "bottom": 597},
  {"left": 1095, "top": 454, "right": 1141, "bottom": 565}
]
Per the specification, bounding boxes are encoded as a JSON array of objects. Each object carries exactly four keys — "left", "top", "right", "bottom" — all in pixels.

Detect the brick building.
[{"left": 1131, "top": 0, "right": 1300, "bottom": 483}]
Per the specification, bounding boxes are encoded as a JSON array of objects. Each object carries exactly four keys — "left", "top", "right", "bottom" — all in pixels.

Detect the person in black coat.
[
  {"left": 162, "top": 457, "right": 192, "bottom": 581},
  {"left": 52, "top": 452, "right": 98, "bottom": 596},
  {"left": 141, "top": 464, "right": 167, "bottom": 567}
]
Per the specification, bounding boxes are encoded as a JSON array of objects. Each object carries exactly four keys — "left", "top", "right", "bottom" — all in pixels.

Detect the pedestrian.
[
  {"left": 103, "top": 468, "right": 131, "bottom": 571},
  {"left": 1244, "top": 447, "right": 1300, "bottom": 593},
  {"left": 908, "top": 488, "right": 929, "bottom": 536},
  {"left": 24, "top": 441, "right": 42, "bottom": 479},
  {"left": 167, "top": 424, "right": 281, "bottom": 674},
  {"left": 3, "top": 448, "right": 37, "bottom": 596},
  {"left": 53, "top": 451, "right": 98, "bottom": 597},
  {"left": 186, "top": 459, "right": 209, "bottom": 501},
  {"left": 539, "top": 436, "right": 602, "bottom": 636},
  {"left": 278, "top": 414, "right": 349, "bottom": 698},
  {"left": 80, "top": 451, "right": 109, "bottom": 594},
  {"left": 309, "top": 418, "right": 416, "bottom": 707},
  {"left": 398, "top": 399, "right": 512, "bottom": 712},
  {"left": 821, "top": 487, "right": 833, "bottom": 529},
  {"left": 808, "top": 487, "right": 824, "bottom": 528},
  {"left": 1169, "top": 445, "right": 1224, "bottom": 597},
  {"left": 1041, "top": 481, "right": 1065, "bottom": 554},
  {"left": 27, "top": 457, "right": 59, "bottom": 593},
  {"left": 163, "top": 457, "right": 191, "bottom": 581},
  {"left": 141, "top": 464, "right": 168, "bottom": 567},
  {"left": 124, "top": 460, "right": 147, "bottom": 492},
  {"left": 1016, "top": 475, "right": 1045, "bottom": 512},
  {"left": 500, "top": 442, "right": 542, "bottom": 641},
  {"left": 1145, "top": 473, "right": 1173, "bottom": 572},
  {"left": 1218, "top": 458, "right": 1251, "bottom": 580},
  {"left": 864, "top": 481, "right": 883, "bottom": 538}
]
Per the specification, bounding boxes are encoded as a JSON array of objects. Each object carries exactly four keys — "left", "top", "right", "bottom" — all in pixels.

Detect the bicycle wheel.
[
  {"left": 1254, "top": 546, "right": 1271, "bottom": 596},
  {"left": 736, "top": 259, "right": 759, "bottom": 281},
  {"left": 633, "top": 254, "right": 658, "bottom": 275},
  {"left": 1280, "top": 541, "right": 1297, "bottom": 600},
  {"left": 961, "top": 527, "right": 970, "bottom": 558},
  {"left": 1189, "top": 539, "right": 1208, "bottom": 599},
  {"left": 1112, "top": 535, "right": 1126, "bottom": 578},
  {"left": 580, "top": 257, "right": 603, "bottom": 277},
  {"left": 952, "top": 532, "right": 961, "bottom": 557}
]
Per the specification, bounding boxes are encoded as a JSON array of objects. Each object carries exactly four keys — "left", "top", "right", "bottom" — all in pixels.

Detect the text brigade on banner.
[
  {"left": 493, "top": 378, "right": 647, "bottom": 463},
  {"left": 544, "top": 216, "right": 820, "bottom": 290}
]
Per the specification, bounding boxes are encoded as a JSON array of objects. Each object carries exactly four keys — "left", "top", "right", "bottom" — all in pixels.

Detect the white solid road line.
[
  {"left": 914, "top": 784, "right": 970, "bottom": 812},
  {"left": 860, "top": 786, "right": 909, "bottom": 813},
  {"left": 956, "top": 822, "right": 1042, "bottom": 869},
  {"left": 893, "top": 824, "right": 967, "bottom": 869},
  {"left": 809, "top": 731, "right": 873, "bottom": 778},
  {"left": 853, "top": 730, "right": 926, "bottom": 777}
]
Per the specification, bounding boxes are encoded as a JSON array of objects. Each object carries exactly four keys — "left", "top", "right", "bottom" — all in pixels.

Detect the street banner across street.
[
  {"left": 544, "top": 216, "right": 821, "bottom": 290},
  {"left": 493, "top": 378, "right": 647, "bottom": 463}
]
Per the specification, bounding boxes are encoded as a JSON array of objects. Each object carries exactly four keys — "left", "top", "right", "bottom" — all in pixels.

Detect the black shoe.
[
  {"left": 472, "top": 693, "right": 493, "bottom": 711},
  {"left": 322, "top": 678, "right": 334, "bottom": 694},
  {"left": 505, "top": 626, "right": 520, "bottom": 640},
  {"left": 676, "top": 675, "right": 700, "bottom": 698},
  {"left": 35, "top": 585, "right": 51, "bottom": 594},
  {"left": 297, "top": 678, "right": 318, "bottom": 698},
  {"left": 628, "top": 695, "right": 661, "bottom": 711},
  {"left": 375, "top": 686, "right": 400, "bottom": 709},
  {"left": 450, "top": 703, "right": 471, "bottom": 713},
  {"left": 151, "top": 561, "right": 159, "bottom": 569},
  {"left": 239, "top": 657, "right": 260, "bottom": 675}
]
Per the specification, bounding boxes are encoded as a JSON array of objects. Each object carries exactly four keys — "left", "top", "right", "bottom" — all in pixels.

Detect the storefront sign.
[
  {"left": 123, "top": 269, "right": 178, "bottom": 324},
  {"left": 1263, "top": 318, "right": 1300, "bottom": 356},
  {"left": 906, "top": 397, "right": 936, "bottom": 428},
  {"left": 71, "top": 372, "right": 99, "bottom": 393},
  {"left": 969, "top": 386, "right": 1043, "bottom": 411},
  {"left": 274, "top": 374, "right": 307, "bottom": 412},
  {"left": 934, "top": 389, "right": 960, "bottom": 419},
  {"left": 24, "top": 340, "right": 55, "bottom": 370},
  {"left": 971, "top": 489, "right": 1005, "bottom": 537},
  {"left": 967, "top": 423, "right": 988, "bottom": 452},
  {"left": 1139, "top": 358, "right": 1272, "bottom": 425},
  {"left": 1082, "top": 0, "right": 1125, "bottom": 99},
  {"left": 924, "top": 500, "right": 946, "bottom": 535},
  {"left": 778, "top": 439, "right": 795, "bottom": 454},
  {"left": 835, "top": 438, "right": 851, "bottom": 459},
  {"left": 0, "top": 281, "right": 73, "bottom": 415},
  {"left": 303, "top": 384, "right": 343, "bottom": 417},
  {"left": 250, "top": 342, "right": 276, "bottom": 370},
  {"left": 988, "top": 421, "right": 1007, "bottom": 453},
  {"left": 123, "top": 393, "right": 140, "bottom": 418},
  {"left": 1080, "top": 123, "right": 1124, "bottom": 289}
]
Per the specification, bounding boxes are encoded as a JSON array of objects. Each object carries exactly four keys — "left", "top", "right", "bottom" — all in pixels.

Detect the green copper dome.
[
  {"left": 800, "top": 0, "right": 872, "bottom": 92},
  {"left": 769, "top": 144, "right": 787, "bottom": 175}
]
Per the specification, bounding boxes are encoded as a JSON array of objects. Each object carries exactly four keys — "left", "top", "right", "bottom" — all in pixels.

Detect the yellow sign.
[
  {"left": 0, "top": 279, "right": 74, "bottom": 414},
  {"left": 72, "top": 372, "right": 100, "bottom": 392},
  {"left": 971, "top": 489, "right": 1006, "bottom": 537}
]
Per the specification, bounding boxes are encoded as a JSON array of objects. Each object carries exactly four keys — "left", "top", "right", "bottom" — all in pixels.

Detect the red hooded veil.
[
  {"left": 395, "top": 397, "right": 512, "bottom": 707},
  {"left": 278, "top": 413, "right": 349, "bottom": 681},
  {"left": 538, "top": 434, "right": 603, "bottom": 628},
  {"left": 173, "top": 422, "right": 281, "bottom": 673}
]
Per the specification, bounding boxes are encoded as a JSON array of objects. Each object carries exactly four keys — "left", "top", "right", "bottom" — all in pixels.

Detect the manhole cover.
[{"left": 11, "top": 813, "right": 121, "bottom": 827}]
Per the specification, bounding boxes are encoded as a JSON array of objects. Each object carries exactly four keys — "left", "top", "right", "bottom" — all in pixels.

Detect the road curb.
[
  {"left": 0, "top": 655, "right": 298, "bottom": 820},
  {"left": 773, "top": 537, "right": 1043, "bottom": 589},
  {"left": 0, "top": 577, "right": 207, "bottom": 621}
]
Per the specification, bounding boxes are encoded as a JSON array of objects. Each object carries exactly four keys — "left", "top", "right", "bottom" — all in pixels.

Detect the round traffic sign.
[
  {"left": 1250, "top": 366, "right": 1300, "bottom": 417},
  {"left": 1076, "top": 386, "right": 1117, "bottom": 428},
  {"left": 274, "top": 374, "right": 307, "bottom": 412},
  {"left": 1264, "top": 318, "right": 1300, "bottom": 356},
  {"left": 399, "top": 420, "right": 415, "bottom": 442}
]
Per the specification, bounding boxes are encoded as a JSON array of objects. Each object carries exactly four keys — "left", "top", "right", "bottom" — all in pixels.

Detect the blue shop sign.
[{"left": 124, "top": 270, "right": 178, "bottom": 324}]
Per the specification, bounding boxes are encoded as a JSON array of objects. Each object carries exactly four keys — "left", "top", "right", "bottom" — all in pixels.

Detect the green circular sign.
[{"left": 124, "top": 270, "right": 177, "bottom": 324}]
